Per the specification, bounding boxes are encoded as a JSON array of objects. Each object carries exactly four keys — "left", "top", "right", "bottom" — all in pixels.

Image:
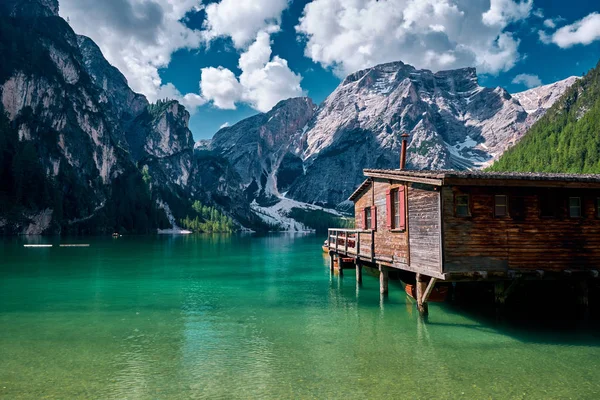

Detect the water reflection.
[{"left": 2, "top": 234, "right": 600, "bottom": 398}]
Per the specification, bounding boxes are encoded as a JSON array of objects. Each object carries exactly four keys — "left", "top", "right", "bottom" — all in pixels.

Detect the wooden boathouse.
[{"left": 327, "top": 168, "right": 600, "bottom": 315}]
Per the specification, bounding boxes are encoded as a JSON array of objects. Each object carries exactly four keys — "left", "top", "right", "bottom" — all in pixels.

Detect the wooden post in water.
[
  {"left": 494, "top": 281, "right": 506, "bottom": 305},
  {"left": 329, "top": 251, "right": 335, "bottom": 272},
  {"left": 578, "top": 280, "right": 590, "bottom": 319},
  {"left": 379, "top": 265, "right": 388, "bottom": 295},
  {"left": 356, "top": 259, "right": 362, "bottom": 284},
  {"left": 416, "top": 273, "right": 428, "bottom": 316}
]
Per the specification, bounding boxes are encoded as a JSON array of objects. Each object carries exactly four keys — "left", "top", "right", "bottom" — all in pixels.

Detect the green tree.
[{"left": 489, "top": 61, "right": 600, "bottom": 174}]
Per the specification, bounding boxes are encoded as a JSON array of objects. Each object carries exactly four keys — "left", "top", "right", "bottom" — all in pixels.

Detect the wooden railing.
[{"left": 327, "top": 229, "right": 375, "bottom": 258}]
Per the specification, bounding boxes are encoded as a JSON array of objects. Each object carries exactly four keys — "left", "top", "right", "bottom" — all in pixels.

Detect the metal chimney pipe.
[{"left": 400, "top": 133, "right": 409, "bottom": 170}]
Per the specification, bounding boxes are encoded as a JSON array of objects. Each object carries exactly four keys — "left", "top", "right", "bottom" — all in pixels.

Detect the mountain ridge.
[
  {"left": 489, "top": 62, "right": 600, "bottom": 173},
  {"left": 206, "top": 61, "right": 578, "bottom": 208},
  {"left": 0, "top": 0, "right": 264, "bottom": 234}
]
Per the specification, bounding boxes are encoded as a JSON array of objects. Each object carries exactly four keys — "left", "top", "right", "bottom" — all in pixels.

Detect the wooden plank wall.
[
  {"left": 354, "top": 179, "right": 409, "bottom": 264},
  {"left": 408, "top": 185, "right": 442, "bottom": 275},
  {"left": 442, "top": 186, "right": 600, "bottom": 273}
]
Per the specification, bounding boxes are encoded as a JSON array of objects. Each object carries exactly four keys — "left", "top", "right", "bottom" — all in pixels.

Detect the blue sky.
[{"left": 61, "top": 0, "right": 600, "bottom": 140}]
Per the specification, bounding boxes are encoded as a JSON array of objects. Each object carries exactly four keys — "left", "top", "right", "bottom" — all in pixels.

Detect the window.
[
  {"left": 495, "top": 195, "right": 508, "bottom": 217},
  {"left": 511, "top": 196, "right": 526, "bottom": 220},
  {"left": 569, "top": 197, "right": 582, "bottom": 218},
  {"left": 386, "top": 187, "right": 405, "bottom": 230},
  {"left": 540, "top": 194, "right": 556, "bottom": 217},
  {"left": 392, "top": 189, "right": 401, "bottom": 228},
  {"left": 455, "top": 195, "right": 470, "bottom": 217},
  {"left": 365, "top": 207, "right": 372, "bottom": 229}
]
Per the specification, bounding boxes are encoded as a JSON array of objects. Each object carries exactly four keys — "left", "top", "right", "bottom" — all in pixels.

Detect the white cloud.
[
  {"left": 202, "top": 0, "right": 289, "bottom": 48},
  {"left": 478, "top": 33, "right": 521, "bottom": 73},
  {"left": 200, "top": 67, "right": 244, "bottom": 110},
  {"left": 538, "top": 30, "right": 552, "bottom": 44},
  {"left": 199, "top": 1, "right": 303, "bottom": 113},
  {"left": 551, "top": 12, "right": 600, "bottom": 48},
  {"left": 543, "top": 19, "right": 556, "bottom": 29},
  {"left": 201, "top": 31, "right": 304, "bottom": 112},
  {"left": 60, "top": 0, "right": 205, "bottom": 111},
  {"left": 512, "top": 73, "right": 542, "bottom": 88},
  {"left": 482, "top": 0, "right": 532, "bottom": 27},
  {"left": 296, "top": 0, "right": 533, "bottom": 77},
  {"left": 542, "top": 16, "right": 566, "bottom": 30}
]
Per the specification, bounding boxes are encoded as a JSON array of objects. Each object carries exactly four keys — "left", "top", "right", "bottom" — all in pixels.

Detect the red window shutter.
[
  {"left": 362, "top": 208, "right": 367, "bottom": 230},
  {"left": 371, "top": 206, "right": 377, "bottom": 231},
  {"left": 399, "top": 186, "right": 406, "bottom": 230},
  {"left": 386, "top": 190, "right": 393, "bottom": 229}
]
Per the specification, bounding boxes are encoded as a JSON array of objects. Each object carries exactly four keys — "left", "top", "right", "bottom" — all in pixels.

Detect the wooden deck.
[{"left": 327, "top": 229, "right": 374, "bottom": 260}]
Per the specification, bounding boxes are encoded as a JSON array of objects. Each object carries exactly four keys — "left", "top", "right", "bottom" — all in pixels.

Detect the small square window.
[
  {"left": 456, "top": 195, "right": 470, "bottom": 217},
  {"left": 569, "top": 197, "right": 582, "bottom": 218},
  {"left": 495, "top": 195, "right": 508, "bottom": 217}
]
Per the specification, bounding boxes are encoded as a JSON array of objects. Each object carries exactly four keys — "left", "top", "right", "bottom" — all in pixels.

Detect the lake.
[{"left": 1, "top": 234, "right": 600, "bottom": 399}]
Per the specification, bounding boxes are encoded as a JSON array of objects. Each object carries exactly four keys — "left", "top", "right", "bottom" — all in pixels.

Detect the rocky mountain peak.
[
  {"left": 208, "top": 60, "right": 577, "bottom": 209},
  {"left": 39, "top": 0, "right": 58, "bottom": 15},
  {"left": 512, "top": 76, "right": 580, "bottom": 116},
  {"left": 430, "top": 67, "right": 479, "bottom": 93},
  {"left": 282, "top": 61, "right": 577, "bottom": 207},
  {"left": 0, "top": 5, "right": 268, "bottom": 235},
  {"left": 0, "top": 0, "right": 59, "bottom": 17},
  {"left": 211, "top": 96, "right": 317, "bottom": 203}
]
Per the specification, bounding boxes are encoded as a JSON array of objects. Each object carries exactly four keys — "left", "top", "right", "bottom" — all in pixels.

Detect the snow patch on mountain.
[
  {"left": 251, "top": 196, "right": 343, "bottom": 232},
  {"left": 513, "top": 76, "right": 579, "bottom": 114}
]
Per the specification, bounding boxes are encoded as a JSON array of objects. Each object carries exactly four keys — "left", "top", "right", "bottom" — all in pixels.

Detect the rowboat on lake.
[{"left": 403, "top": 282, "right": 449, "bottom": 303}]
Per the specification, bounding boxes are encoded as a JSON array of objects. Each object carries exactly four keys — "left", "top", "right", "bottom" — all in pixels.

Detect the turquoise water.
[{"left": 1, "top": 234, "right": 600, "bottom": 399}]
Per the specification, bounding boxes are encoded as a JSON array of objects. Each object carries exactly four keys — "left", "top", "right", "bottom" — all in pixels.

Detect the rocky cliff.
[
  {"left": 210, "top": 61, "right": 575, "bottom": 208},
  {"left": 512, "top": 76, "right": 579, "bottom": 120},
  {"left": 210, "top": 97, "right": 316, "bottom": 204},
  {"left": 1, "top": 0, "right": 58, "bottom": 17},
  {"left": 0, "top": 0, "right": 259, "bottom": 234}
]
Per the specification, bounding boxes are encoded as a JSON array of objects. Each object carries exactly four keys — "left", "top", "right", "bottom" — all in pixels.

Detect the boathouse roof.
[{"left": 349, "top": 169, "right": 600, "bottom": 201}]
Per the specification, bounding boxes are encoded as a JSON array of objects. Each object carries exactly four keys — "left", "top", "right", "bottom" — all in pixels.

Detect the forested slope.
[{"left": 489, "top": 62, "right": 600, "bottom": 173}]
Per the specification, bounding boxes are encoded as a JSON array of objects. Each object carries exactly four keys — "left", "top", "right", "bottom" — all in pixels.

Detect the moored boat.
[{"left": 403, "top": 282, "right": 449, "bottom": 303}]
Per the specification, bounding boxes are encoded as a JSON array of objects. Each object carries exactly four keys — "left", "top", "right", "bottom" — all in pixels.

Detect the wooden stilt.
[
  {"left": 329, "top": 251, "right": 335, "bottom": 272},
  {"left": 494, "top": 281, "right": 506, "bottom": 321},
  {"left": 578, "top": 280, "right": 590, "bottom": 319},
  {"left": 494, "top": 281, "right": 506, "bottom": 305},
  {"left": 416, "top": 274, "right": 428, "bottom": 316},
  {"left": 501, "top": 279, "right": 520, "bottom": 304},
  {"left": 379, "top": 265, "right": 388, "bottom": 295},
  {"left": 422, "top": 278, "right": 438, "bottom": 303},
  {"left": 578, "top": 280, "right": 589, "bottom": 307},
  {"left": 356, "top": 259, "right": 362, "bottom": 284},
  {"left": 338, "top": 256, "right": 344, "bottom": 277}
]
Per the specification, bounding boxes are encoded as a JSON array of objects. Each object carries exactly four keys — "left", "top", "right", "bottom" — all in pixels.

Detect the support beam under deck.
[
  {"left": 379, "top": 265, "right": 388, "bottom": 295},
  {"left": 356, "top": 259, "right": 362, "bottom": 284},
  {"left": 416, "top": 274, "right": 438, "bottom": 316}
]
